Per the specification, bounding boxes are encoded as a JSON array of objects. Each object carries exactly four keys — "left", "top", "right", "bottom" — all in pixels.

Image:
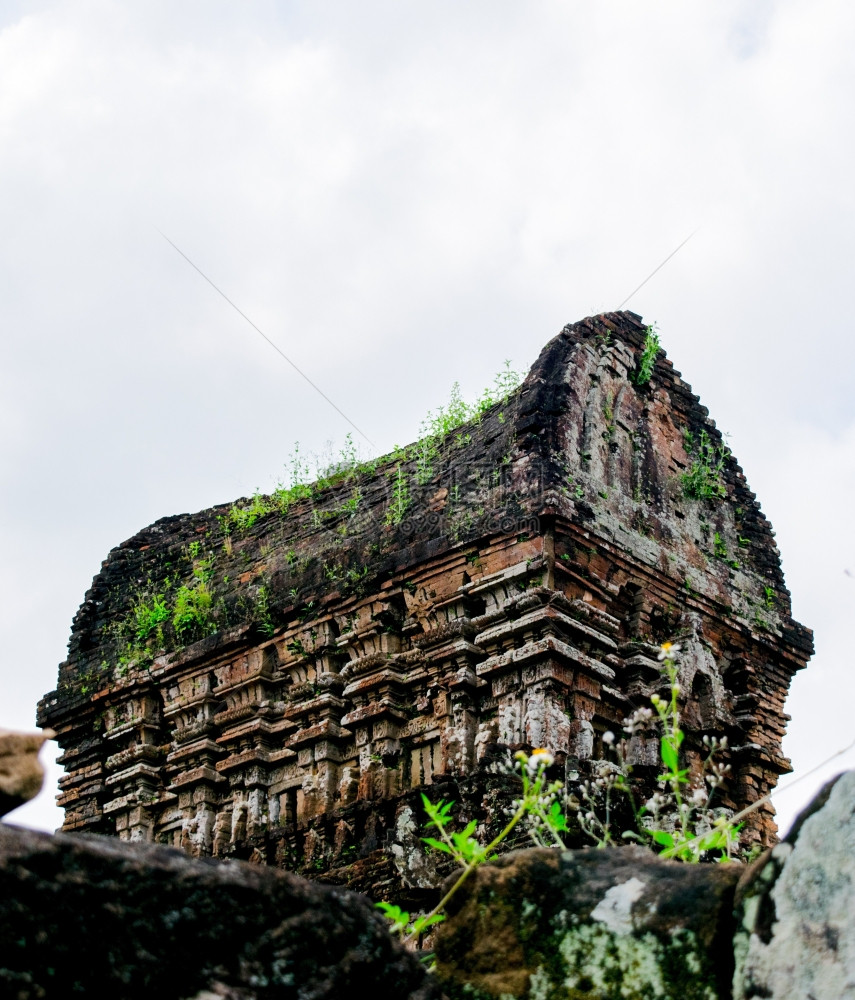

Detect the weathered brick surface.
[{"left": 38, "top": 312, "right": 812, "bottom": 888}]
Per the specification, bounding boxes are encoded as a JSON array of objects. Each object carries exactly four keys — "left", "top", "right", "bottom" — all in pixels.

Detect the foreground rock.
[
  {"left": 0, "top": 728, "right": 53, "bottom": 818},
  {"left": 0, "top": 824, "right": 439, "bottom": 1000},
  {"left": 734, "top": 770, "right": 855, "bottom": 1000},
  {"left": 433, "top": 771, "right": 855, "bottom": 999},
  {"left": 433, "top": 845, "right": 741, "bottom": 999},
  {"left": 4, "top": 771, "right": 854, "bottom": 998}
]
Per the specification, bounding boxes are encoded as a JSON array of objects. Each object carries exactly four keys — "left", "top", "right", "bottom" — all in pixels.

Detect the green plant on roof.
[
  {"left": 221, "top": 360, "right": 525, "bottom": 541},
  {"left": 225, "top": 490, "right": 274, "bottom": 533},
  {"left": 172, "top": 580, "right": 214, "bottom": 636},
  {"left": 682, "top": 429, "right": 729, "bottom": 501},
  {"left": 131, "top": 591, "right": 170, "bottom": 641},
  {"left": 254, "top": 584, "right": 274, "bottom": 637},
  {"left": 222, "top": 442, "right": 317, "bottom": 535},
  {"left": 474, "top": 359, "right": 523, "bottom": 416},
  {"left": 176, "top": 549, "right": 217, "bottom": 635},
  {"left": 384, "top": 463, "right": 410, "bottom": 526},
  {"left": 336, "top": 486, "right": 361, "bottom": 517},
  {"left": 632, "top": 324, "right": 660, "bottom": 386},
  {"left": 406, "top": 361, "right": 524, "bottom": 486},
  {"left": 422, "top": 380, "right": 471, "bottom": 439}
]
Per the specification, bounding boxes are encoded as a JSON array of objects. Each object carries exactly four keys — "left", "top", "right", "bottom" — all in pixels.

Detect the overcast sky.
[{"left": 2, "top": 0, "right": 853, "bottom": 838}]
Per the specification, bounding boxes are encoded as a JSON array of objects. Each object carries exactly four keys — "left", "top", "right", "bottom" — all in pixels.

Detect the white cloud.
[{"left": 746, "top": 422, "right": 855, "bottom": 833}]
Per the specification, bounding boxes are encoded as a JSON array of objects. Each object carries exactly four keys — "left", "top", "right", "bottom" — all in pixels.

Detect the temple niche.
[{"left": 38, "top": 311, "right": 812, "bottom": 896}]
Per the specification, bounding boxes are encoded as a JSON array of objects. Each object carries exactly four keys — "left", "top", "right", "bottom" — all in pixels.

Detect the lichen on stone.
[{"left": 556, "top": 923, "right": 717, "bottom": 1000}]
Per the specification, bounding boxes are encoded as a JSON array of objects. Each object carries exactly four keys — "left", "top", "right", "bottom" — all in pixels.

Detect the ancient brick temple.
[{"left": 39, "top": 312, "right": 812, "bottom": 892}]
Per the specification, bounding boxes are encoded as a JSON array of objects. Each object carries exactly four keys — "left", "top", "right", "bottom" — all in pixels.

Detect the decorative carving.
[{"left": 38, "top": 312, "right": 812, "bottom": 892}]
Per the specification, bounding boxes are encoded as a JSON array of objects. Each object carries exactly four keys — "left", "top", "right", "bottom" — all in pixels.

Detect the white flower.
[
  {"left": 602, "top": 730, "right": 615, "bottom": 746},
  {"left": 644, "top": 792, "right": 666, "bottom": 814},
  {"left": 527, "top": 747, "right": 555, "bottom": 774},
  {"left": 657, "top": 641, "right": 682, "bottom": 661},
  {"left": 623, "top": 707, "right": 654, "bottom": 734}
]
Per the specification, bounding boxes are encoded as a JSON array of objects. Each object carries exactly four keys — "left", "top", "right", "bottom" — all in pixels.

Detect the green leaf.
[
  {"left": 375, "top": 901, "right": 410, "bottom": 934},
  {"left": 422, "top": 794, "right": 455, "bottom": 829},
  {"left": 546, "top": 801, "right": 568, "bottom": 833},
  {"left": 697, "top": 829, "right": 727, "bottom": 852},
  {"left": 451, "top": 823, "right": 485, "bottom": 863},
  {"left": 660, "top": 739, "right": 679, "bottom": 772},
  {"left": 657, "top": 767, "right": 690, "bottom": 785},
  {"left": 457, "top": 820, "right": 478, "bottom": 841},
  {"left": 650, "top": 829, "right": 675, "bottom": 848},
  {"left": 410, "top": 913, "right": 445, "bottom": 936},
  {"left": 421, "top": 837, "right": 453, "bottom": 855}
]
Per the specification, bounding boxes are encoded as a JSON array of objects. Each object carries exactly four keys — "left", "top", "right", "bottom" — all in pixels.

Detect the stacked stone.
[{"left": 38, "top": 311, "right": 812, "bottom": 890}]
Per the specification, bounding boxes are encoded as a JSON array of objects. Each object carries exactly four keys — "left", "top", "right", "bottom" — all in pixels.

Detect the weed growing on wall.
[
  {"left": 632, "top": 325, "right": 660, "bottom": 386},
  {"left": 253, "top": 584, "right": 274, "bottom": 637},
  {"left": 682, "top": 429, "right": 729, "bottom": 501},
  {"left": 420, "top": 362, "right": 521, "bottom": 440},
  {"left": 398, "top": 361, "right": 523, "bottom": 489},
  {"left": 110, "top": 544, "right": 221, "bottom": 669},
  {"left": 130, "top": 591, "right": 170, "bottom": 641},
  {"left": 170, "top": 545, "right": 217, "bottom": 638},
  {"left": 221, "top": 362, "right": 523, "bottom": 537},
  {"left": 380, "top": 644, "right": 746, "bottom": 946},
  {"left": 105, "top": 361, "right": 524, "bottom": 675},
  {"left": 377, "top": 748, "right": 563, "bottom": 944},
  {"left": 384, "top": 464, "right": 410, "bottom": 526},
  {"left": 172, "top": 582, "right": 214, "bottom": 636},
  {"left": 111, "top": 579, "right": 175, "bottom": 668}
]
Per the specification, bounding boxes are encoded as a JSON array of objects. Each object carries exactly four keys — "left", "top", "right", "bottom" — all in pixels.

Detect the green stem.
[
  {"left": 434, "top": 816, "right": 461, "bottom": 857},
  {"left": 530, "top": 801, "right": 567, "bottom": 849},
  {"left": 402, "top": 781, "right": 536, "bottom": 945}
]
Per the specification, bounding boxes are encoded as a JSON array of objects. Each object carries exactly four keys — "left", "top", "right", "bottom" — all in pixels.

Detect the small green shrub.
[
  {"left": 632, "top": 325, "right": 660, "bottom": 386},
  {"left": 227, "top": 491, "right": 274, "bottom": 532},
  {"left": 254, "top": 584, "right": 274, "bottom": 637},
  {"left": 682, "top": 429, "right": 728, "bottom": 501},
  {"left": 409, "top": 361, "right": 523, "bottom": 482},
  {"left": 384, "top": 463, "right": 410, "bottom": 526},
  {"left": 378, "top": 749, "right": 563, "bottom": 944},
  {"left": 131, "top": 592, "right": 170, "bottom": 641},
  {"left": 172, "top": 581, "right": 214, "bottom": 636}
]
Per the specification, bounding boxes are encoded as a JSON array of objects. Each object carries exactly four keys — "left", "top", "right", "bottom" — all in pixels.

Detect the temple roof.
[{"left": 41, "top": 310, "right": 812, "bottom": 717}]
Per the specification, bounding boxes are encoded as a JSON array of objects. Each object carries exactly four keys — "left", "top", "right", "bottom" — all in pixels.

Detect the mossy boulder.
[{"left": 433, "top": 846, "right": 741, "bottom": 999}]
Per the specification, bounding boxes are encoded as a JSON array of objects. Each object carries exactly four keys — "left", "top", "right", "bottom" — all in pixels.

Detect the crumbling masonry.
[{"left": 38, "top": 312, "right": 812, "bottom": 895}]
